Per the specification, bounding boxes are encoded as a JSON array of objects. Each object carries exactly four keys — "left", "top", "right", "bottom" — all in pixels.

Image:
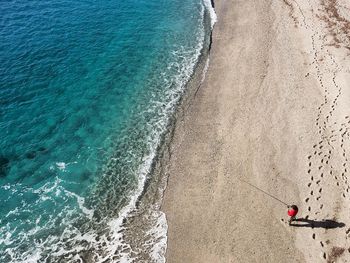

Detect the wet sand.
[{"left": 162, "top": 0, "right": 350, "bottom": 262}]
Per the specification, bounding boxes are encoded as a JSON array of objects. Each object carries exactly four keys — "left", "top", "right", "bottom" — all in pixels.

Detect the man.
[{"left": 287, "top": 205, "right": 298, "bottom": 225}]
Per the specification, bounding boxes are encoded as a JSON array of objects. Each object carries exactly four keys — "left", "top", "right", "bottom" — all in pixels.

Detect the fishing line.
[{"left": 239, "top": 178, "right": 289, "bottom": 206}]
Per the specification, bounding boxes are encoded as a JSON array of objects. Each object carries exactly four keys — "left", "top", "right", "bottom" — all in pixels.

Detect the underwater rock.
[
  {"left": 25, "top": 151, "right": 36, "bottom": 159},
  {"left": 0, "top": 156, "right": 10, "bottom": 177},
  {"left": 38, "top": 146, "right": 47, "bottom": 152}
]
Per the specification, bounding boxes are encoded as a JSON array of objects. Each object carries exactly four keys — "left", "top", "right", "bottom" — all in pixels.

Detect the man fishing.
[
  {"left": 239, "top": 178, "right": 299, "bottom": 226},
  {"left": 287, "top": 205, "right": 299, "bottom": 224}
]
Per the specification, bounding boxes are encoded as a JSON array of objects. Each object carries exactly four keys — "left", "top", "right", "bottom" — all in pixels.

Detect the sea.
[{"left": 0, "top": 0, "right": 216, "bottom": 262}]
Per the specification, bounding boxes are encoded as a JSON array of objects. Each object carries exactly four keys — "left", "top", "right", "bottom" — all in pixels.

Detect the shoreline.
[
  {"left": 111, "top": 1, "right": 217, "bottom": 262},
  {"left": 162, "top": 0, "right": 350, "bottom": 262}
]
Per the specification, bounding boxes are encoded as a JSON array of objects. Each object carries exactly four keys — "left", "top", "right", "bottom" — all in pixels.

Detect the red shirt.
[{"left": 288, "top": 208, "right": 298, "bottom": 217}]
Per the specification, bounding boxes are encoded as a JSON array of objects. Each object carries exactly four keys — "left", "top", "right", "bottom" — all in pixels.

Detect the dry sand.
[{"left": 162, "top": 0, "right": 350, "bottom": 262}]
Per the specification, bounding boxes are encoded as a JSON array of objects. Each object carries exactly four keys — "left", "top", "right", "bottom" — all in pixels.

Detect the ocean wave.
[{"left": 203, "top": 0, "right": 217, "bottom": 29}]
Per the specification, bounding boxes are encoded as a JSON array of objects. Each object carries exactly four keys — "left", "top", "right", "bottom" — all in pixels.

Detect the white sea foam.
[
  {"left": 96, "top": 148, "right": 158, "bottom": 263},
  {"left": 147, "top": 211, "right": 168, "bottom": 262},
  {"left": 201, "top": 56, "right": 210, "bottom": 83},
  {"left": 0, "top": 230, "right": 13, "bottom": 246},
  {"left": 56, "top": 162, "right": 66, "bottom": 170},
  {"left": 203, "top": 0, "right": 217, "bottom": 28},
  {"left": 55, "top": 161, "right": 77, "bottom": 171},
  {"left": 1, "top": 184, "right": 11, "bottom": 190},
  {"left": 63, "top": 189, "right": 94, "bottom": 220}
]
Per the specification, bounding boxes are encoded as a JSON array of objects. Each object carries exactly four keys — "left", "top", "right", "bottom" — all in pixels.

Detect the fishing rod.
[{"left": 238, "top": 178, "right": 289, "bottom": 206}]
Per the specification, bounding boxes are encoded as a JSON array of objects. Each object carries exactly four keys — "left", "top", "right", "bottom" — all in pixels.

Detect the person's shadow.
[{"left": 290, "top": 218, "right": 345, "bottom": 229}]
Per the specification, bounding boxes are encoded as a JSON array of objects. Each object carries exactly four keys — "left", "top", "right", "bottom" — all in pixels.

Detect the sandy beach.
[{"left": 162, "top": 0, "right": 350, "bottom": 262}]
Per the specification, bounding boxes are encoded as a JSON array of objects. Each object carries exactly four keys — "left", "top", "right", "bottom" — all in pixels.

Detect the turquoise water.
[{"left": 0, "top": 0, "right": 214, "bottom": 262}]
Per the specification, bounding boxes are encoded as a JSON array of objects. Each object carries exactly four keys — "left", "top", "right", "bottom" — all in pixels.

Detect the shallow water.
[{"left": 0, "top": 0, "right": 213, "bottom": 261}]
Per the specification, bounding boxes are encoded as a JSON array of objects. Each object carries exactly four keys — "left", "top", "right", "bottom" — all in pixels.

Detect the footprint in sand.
[{"left": 305, "top": 197, "right": 309, "bottom": 203}]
